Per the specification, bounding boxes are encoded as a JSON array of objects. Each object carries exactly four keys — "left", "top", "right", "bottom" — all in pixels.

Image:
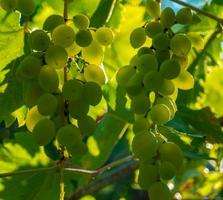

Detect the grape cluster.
[
  {"left": 16, "top": 14, "right": 114, "bottom": 157},
  {"left": 117, "top": 2, "right": 196, "bottom": 199}
]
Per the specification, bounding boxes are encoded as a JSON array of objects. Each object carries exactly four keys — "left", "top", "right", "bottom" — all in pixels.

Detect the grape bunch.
[
  {"left": 116, "top": 1, "right": 197, "bottom": 199},
  {"left": 16, "top": 14, "right": 114, "bottom": 157}
]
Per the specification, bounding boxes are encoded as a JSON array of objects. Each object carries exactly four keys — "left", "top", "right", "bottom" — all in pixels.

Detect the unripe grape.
[
  {"left": 152, "top": 33, "right": 170, "bottom": 50},
  {"left": 158, "top": 79, "right": 175, "bottom": 96},
  {"left": 149, "top": 104, "right": 171, "bottom": 124},
  {"left": 159, "top": 161, "right": 176, "bottom": 180},
  {"left": 176, "top": 8, "right": 192, "bottom": 24},
  {"left": 131, "top": 94, "right": 150, "bottom": 115},
  {"left": 155, "top": 50, "right": 171, "bottom": 64},
  {"left": 160, "top": 59, "right": 181, "bottom": 79},
  {"left": 149, "top": 182, "right": 170, "bottom": 200},
  {"left": 133, "top": 116, "right": 152, "bottom": 133},
  {"left": 43, "top": 15, "right": 64, "bottom": 32},
  {"left": 137, "top": 47, "right": 155, "bottom": 56},
  {"left": 37, "top": 93, "right": 58, "bottom": 116},
  {"left": 62, "top": 79, "right": 84, "bottom": 101},
  {"left": 159, "top": 142, "right": 184, "bottom": 170},
  {"left": 146, "top": 0, "right": 160, "bottom": 18},
  {"left": 173, "top": 70, "right": 194, "bottom": 90},
  {"left": 29, "top": 30, "right": 50, "bottom": 51},
  {"left": 160, "top": 7, "right": 175, "bottom": 28},
  {"left": 52, "top": 25, "right": 75, "bottom": 48},
  {"left": 66, "top": 42, "right": 81, "bottom": 57},
  {"left": 170, "top": 34, "right": 191, "bottom": 56},
  {"left": 52, "top": 114, "right": 65, "bottom": 130},
  {"left": 130, "top": 27, "right": 146, "bottom": 49},
  {"left": 38, "top": 65, "right": 59, "bottom": 93},
  {"left": 66, "top": 142, "right": 87, "bottom": 156},
  {"left": 84, "top": 64, "right": 105, "bottom": 86},
  {"left": 143, "top": 71, "right": 164, "bottom": 92},
  {"left": 95, "top": 27, "right": 114, "bottom": 46},
  {"left": 75, "top": 29, "right": 93, "bottom": 47},
  {"left": 0, "top": 0, "right": 16, "bottom": 12},
  {"left": 33, "top": 119, "right": 56, "bottom": 146},
  {"left": 172, "top": 54, "right": 188, "bottom": 69},
  {"left": 136, "top": 54, "right": 158, "bottom": 74},
  {"left": 73, "top": 14, "right": 90, "bottom": 30},
  {"left": 78, "top": 115, "right": 96, "bottom": 136},
  {"left": 16, "top": 0, "right": 35, "bottom": 16},
  {"left": 132, "top": 131, "right": 158, "bottom": 161},
  {"left": 116, "top": 65, "right": 136, "bottom": 87},
  {"left": 45, "top": 45, "right": 68, "bottom": 69},
  {"left": 69, "top": 100, "right": 89, "bottom": 119},
  {"left": 83, "top": 82, "right": 102, "bottom": 106},
  {"left": 156, "top": 97, "right": 176, "bottom": 119},
  {"left": 126, "top": 73, "right": 144, "bottom": 96},
  {"left": 145, "top": 21, "right": 164, "bottom": 38},
  {"left": 57, "top": 125, "right": 82, "bottom": 146},
  {"left": 129, "top": 55, "right": 138, "bottom": 66},
  {"left": 138, "top": 163, "right": 159, "bottom": 189}
]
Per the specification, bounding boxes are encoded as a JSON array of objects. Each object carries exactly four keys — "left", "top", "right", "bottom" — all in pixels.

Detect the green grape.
[
  {"left": 146, "top": 0, "right": 160, "bottom": 18},
  {"left": 160, "top": 59, "right": 181, "bottom": 79},
  {"left": 145, "top": 21, "right": 164, "bottom": 38},
  {"left": 129, "top": 55, "right": 138, "bottom": 66},
  {"left": 23, "top": 82, "right": 44, "bottom": 107},
  {"left": 149, "top": 182, "right": 170, "bottom": 200},
  {"left": 126, "top": 73, "right": 144, "bottom": 96},
  {"left": 69, "top": 100, "right": 89, "bottom": 119},
  {"left": 84, "top": 64, "right": 105, "bottom": 86},
  {"left": 191, "top": 13, "right": 201, "bottom": 24},
  {"left": 52, "top": 114, "right": 65, "bottom": 130},
  {"left": 172, "top": 54, "right": 188, "bottom": 70},
  {"left": 168, "top": 85, "right": 178, "bottom": 101},
  {"left": 187, "top": 32, "right": 204, "bottom": 50},
  {"left": 83, "top": 81, "right": 102, "bottom": 106},
  {"left": 136, "top": 54, "right": 158, "bottom": 73},
  {"left": 95, "top": 27, "right": 114, "bottom": 46},
  {"left": 66, "top": 142, "right": 87, "bottom": 156},
  {"left": 149, "top": 104, "right": 171, "bottom": 124},
  {"left": 43, "top": 14, "right": 64, "bottom": 32},
  {"left": 176, "top": 8, "right": 192, "bottom": 24},
  {"left": 159, "top": 161, "right": 176, "bottom": 180},
  {"left": 37, "top": 93, "right": 58, "bottom": 116},
  {"left": 173, "top": 70, "right": 194, "bottom": 90},
  {"left": 152, "top": 33, "right": 170, "bottom": 50},
  {"left": 131, "top": 94, "right": 150, "bottom": 115},
  {"left": 66, "top": 42, "right": 81, "bottom": 57},
  {"left": 116, "top": 65, "right": 136, "bottom": 87},
  {"left": 44, "top": 140, "right": 60, "bottom": 161},
  {"left": 26, "top": 106, "right": 46, "bottom": 132},
  {"left": 132, "top": 131, "right": 158, "bottom": 161},
  {"left": 156, "top": 97, "right": 176, "bottom": 119},
  {"left": 137, "top": 47, "right": 155, "bottom": 56},
  {"left": 160, "top": 7, "right": 175, "bottom": 28},
  {"left": 75, "top": 29, "right": 93, "bottom": 47},
  {"left": 17, "top": 55, "right": 42, "bottom": 80},
  {"left": 29, "top": 30, "right": 50, "bottom": 51},
  {"left": 130, "top": 27, "right": 146, "bottom": 49},
  {"left": 16, "top": 0, "right": 35, "bottom": 16},
  {"left": 73, "top": 14, "right": 90, "bottom": 30},
  {"left": 57, "top": 125, "right": 82, "bottom": 146},
  {"left": 170, "top": 34, "right": 191, "bottom": 56},
  {"left": 78, "top": 115, "right": 96, "bottom": 136},
  {"left": 133, "top": 116, "right": 152, "bottom": 133},
  {"left": 45, "top": 45, "right": 68, "bottom": 69},
  {"left": 62, "top": 79, "right": 84, "bottom": 101},
  {"left": 143, "top": 71, "right": 164, "bottom": 92},
  {"left": 0, "top": 0, "right": 16, "bottom": 12},
  {"left": 52, "top": 25, "right": 75, "bottom": 48},
  {"left": 38, "top": 65, "right": 59, "bottom": 93},
  {"left": 138, "top": 163, "right": 159, "bottom": 189},
  {"left": 82, "top": 40, "right": 104, "bottom": 65},
  {"left": 155, "top": 50, "right": 171, "bottom": 64},
  {"left": 159, "top": 142, "right": 184, "bottom": 170},
  {"left": 32, "top": 119, "right": 56, "bottom": 146},
  {"left": 158, "top": 79, "right": 175, "bottom": 96}
]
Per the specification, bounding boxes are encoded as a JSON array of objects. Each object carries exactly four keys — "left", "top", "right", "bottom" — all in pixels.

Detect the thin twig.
[
  {"left": 60, "top": 168, "right": 65, "bottom": 200},
  {"left": 63, "top": 0, "right": 68, "bottom": 22},
  {"left": 105, "top": 0, "right": 117, "bottom": 24},
  {"left": 24, "top": 16, "right": 30, "bottom": 33}
]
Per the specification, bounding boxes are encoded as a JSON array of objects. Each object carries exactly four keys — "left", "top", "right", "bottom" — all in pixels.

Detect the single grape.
[
  {"left": 133, "top": 116, "right": 152, "bottom": 133},
  {"left": 52, "top": 25, "right": 75, "bottom": 48},
  {"left": 52, "top": 114, "right": 65, "bottom": 130},
  {"left": 57, "top": 124, "right": 82, "bottom": 147},
  {"left": 66, "top": 42, "right": 81, "bottom": 57},
  {"left": 66, "top": 142, "right": 87, "bottom": 156},
  {"left": 146, "top": 0, "right": 160, "bottom": 18},
  {"left": 152, "top": 33, "right": 170, "bottom": 50},
  {"left": 176, "top": 8, "right": 192, "bottom": 24},
  {"left": 84, "top": 64, "right": 105, "bottom": 86},
  {"left": 130, "top": 27, "right": 146, "bottom": 49},
  {"left": 32, "top": 119, "right": 56, "bottom": 146},
  {"left": 159, "top": 161, "right": 176, "bottom": 180},
  {"left": 158, "top": 79, "right": 175, "bottom": 96},
  {"left": 159, "top": 142, "right": 184, "bottom": 170},
  {"left": 137, "top": 47, "right": 155, "bottom": 56},
  {"left": 131, "top": 94, "right": 150, "bottom": 115},
  {"left": 38, "top": 65, "right": 59, "bottom": 93},
  {"left": 160, "top": 7, "right": 175, "bottom": 28},
  {"left": 78, "top": 115, "right": 96, "bottom": 136},
  {"left": 170, "top": 34, "right": 191, "bottom": 56},
  {"left": 145, "top": 21, "right": 164, "bottom": 38},
  {"left": 69, "top": 100, "right": 89, "bottom": 119},
  {"left": 116, "top": 65, "right": 136, "bottom": 87},
  {"left": 83, "top": 81, "right": 102, "bottom": 106},
  {"left": 149, "top": 104, "right": 171, "bottom": 124},
  {"left": 75, "top": 29, "right": 93, "bottom": 47},
  {"left": 0, "top": 0, "right": 16, "bottom": 12},
  {"left": 129, "top": 55, "right": 138, "bottom": 66},
  {"left": 16, "top": 0, "right": 35, "bottom": 16},
  {"left": 62, "top": 79, "right": 84, "bottom": 101},
  {"left": 173, "top": 70, "right": 194, "bottom": 90},
  {"left": 29, "top": 30, "right": 50, "bottom": 51},
  {"left": 160, "top": 59, "right": 181, "bottom": 79},
  {"left": 73, "top": 14, "right": 90, "bottom": 30},
  {"left": 126, "top": 73, "right": 144, "bottom": 96},
  {"left": 95, "top": 27, "right": 114, "bottom": 46},
  {"left": 43, "top": 15, "right": 64, "bottom": 32},
  {"left": 45, "top": 45, "right": 68, "bottom": 69},
  {"left": 155, "top": 50, "right": 170, "bottom": 64},
  {"left": 149, "top": 182, "right": 170, "bottom": 200},
  {"left": 143, "top": 71, "right": 164, "bottom": 92},
  {"left": 132, "top": 131, "right": 158, "bottom": 161},
  {"left": 172, "top": 54, "right": 188, "bottom": 70},
  {"left": 136, "top": 54, "right": 158, "bottom": 74}
]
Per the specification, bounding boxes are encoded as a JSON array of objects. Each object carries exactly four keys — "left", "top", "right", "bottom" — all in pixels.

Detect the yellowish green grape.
[
  {"left": 172, "top": 54, "right": 188, "bottom": 70},
  {"left": 173, "top": 70, "right": 194, "bottom": 90},
  {"left": 160, "top": 59, "right": 181, "bottom": 79},
  {"left": 143, "top": 71, "right": 164, "bottom": 92},
  {"left": 146, "top": 0, "right": 160, "bottom": 18},
  {"left": 78, "top": 115, "right": 96, "bottom": 136},
  {"left": 160, "top": 7, "right": 175, "bottom": 28},
  {"left": 130, "top": 27, "right": 146, "bottom": 49},
  {"left": 75, "top": 29, "right": 93, "bottom": 47},
  {"left": 159, "top": 161, "right": 176, "bottom": 180},
  {"left": 152, "top": 33, "right": 170, "bottom": 50},
  {"left": 158, "top": 79, "right": 175, "bottom": 96},
  {"left": 0, "top": 0, "right": 16, "bottom": 12},
  {"left": 136, "top": 54, "right": 158, "bottom": 73},
  {"left": 66, "top": 142, "right": 87, "bottom": 156},
  {"left": 33, "top": 119, "right": 56, "bottom": 146},
  {"left": 43, "top": 14, "right": 64, "bottom": 32},
  {"left": 66, "top": 42, "right": 81, "bottom": 57},
  {"left": 73, "top": 14, "right": 90, "bottom": 30},
  {"left": 149, "top": 104, "right": 171, "bottom": 124},
  {"left": 131, "top": 94, "right": 150, "bottom": 114},
  {"left": 137, "top": 47, "right": 155, "bottom": 56},
  {"left": 145, "top": 21, "right": 164, "bottom": 38},
  {"left": 29, "top": 30, "right": 50, "bottom": 51},
  {"left": 126, "top": 73, "right": 144, "bottom": 96},
  {"left": 69, "top": 100, "right": 89, "bottom": 119},
  {"left": 95, "top": 27, "right": 114, "bottom": 46},
  {"left": 52, "top": 25, "right": 75, "bottom": 48},
  {"left": 176, "top": 8, "right": 192, "bottom": 24},
  {"left": 16, "top": 0, "right": 35, "bottom": 16},
  {"left": 133, "top": 116, "right": 152, "bottom": 133},
  {"left": 187, "top": 32, "right": 204, "bottom": 50},
  {"left": 149, "top": 182, "right": 170, "bottom": 200},
  {"left": 116, "top": 65, "right": 136, "bottom": 87},
  {"left": 155, "top": 50, "right": 170, "bottom": 64}
]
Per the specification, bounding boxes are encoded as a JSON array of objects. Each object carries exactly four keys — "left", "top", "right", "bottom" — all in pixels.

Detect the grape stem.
[
  {"left": 170, "top": 0, "right": 223, "bottom": 25},
  {"left": 24, "top": 16, "right": 30, "bottom": 33}
]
